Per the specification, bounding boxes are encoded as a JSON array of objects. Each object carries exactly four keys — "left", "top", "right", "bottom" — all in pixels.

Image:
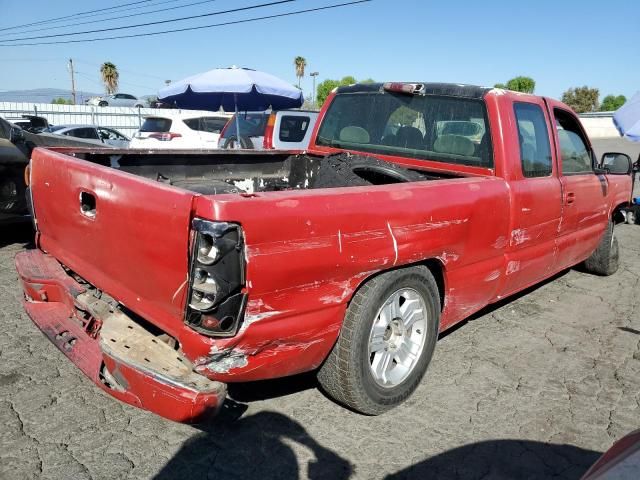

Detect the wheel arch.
[
  {"left": 612, "top": 202, "right": 629, "bottom": 225},
  {"left": 348, "top": 258, "right": 447, "bottom": 313}
]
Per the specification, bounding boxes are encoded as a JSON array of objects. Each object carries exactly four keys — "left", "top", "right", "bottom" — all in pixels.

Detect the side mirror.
[
  {"left": 601, "top": 152, "right": 632, "bottom": 175},
  {"left": 9, "top": 126, "right": 24, "bottom": 144}
]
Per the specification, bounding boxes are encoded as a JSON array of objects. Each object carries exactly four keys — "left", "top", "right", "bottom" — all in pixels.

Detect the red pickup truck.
[{"left": 16, "top": 82, "right": 633, "bottom": 422}]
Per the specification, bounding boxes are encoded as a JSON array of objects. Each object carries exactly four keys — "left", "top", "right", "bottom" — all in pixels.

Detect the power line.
[
  {"left": 0, "top": 0, "right": 212, "bottom": 38},
  {"left": 0, "top": 0, "right": 372, "bottom": 47},
  {"left": 0, "top": 0, "right": 159, "bottom": 33},
  {"left": 0, "top": 0, "right": 295, "bottom": 42}
]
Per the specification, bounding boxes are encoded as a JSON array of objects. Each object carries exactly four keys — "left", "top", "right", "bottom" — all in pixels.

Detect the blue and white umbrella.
[
  {"left": 157, "top": 66, "right": 304, "bottom": 111},
  {"left": 614, "top": 91, "right": 640, "bottom": 142}
]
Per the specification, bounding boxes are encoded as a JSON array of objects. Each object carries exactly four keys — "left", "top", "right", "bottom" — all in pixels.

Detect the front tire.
[
  {"left": 98, "top": 101, "right": 108, "bottom": 107},
  {"left": 318, "top": 266, "right": 440, "bottom": 415},
  {"left": 583, "top": 220, "right": 619, "bottom": 276}
]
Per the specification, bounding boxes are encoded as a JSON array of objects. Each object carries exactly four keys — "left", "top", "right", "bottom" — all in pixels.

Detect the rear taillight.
[
  {"left": 262, "top": 113, "right": 277, "bottom": 149},
  {"left": 149, "top": 132, "right": 182, "bottom": 141},
  {"left": 185, "top": 219, "right": 246, "bottom": 337}
]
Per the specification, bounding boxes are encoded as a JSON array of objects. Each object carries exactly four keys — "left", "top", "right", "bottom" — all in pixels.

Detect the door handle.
[{"left": 566, "top": 192, "right": 576, "bottom": 205}]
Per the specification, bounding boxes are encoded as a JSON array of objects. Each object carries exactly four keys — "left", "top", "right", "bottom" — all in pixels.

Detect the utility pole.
[
  {"left": 310, "top": 71, "right": 319, "bottom": 110},
  {"left": 68, "top": 58, "right": 77, "bottom": 105}
]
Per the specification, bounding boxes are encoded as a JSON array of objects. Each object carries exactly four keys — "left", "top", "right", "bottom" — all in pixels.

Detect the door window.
[
  {"left": 514, "top": 102, "right": 552, "bottom": 177},
  {"left": 279, "top": 115, "right": 311, "bottom": 142},
  {"left": 554, "top": 109, "right": 593, "bottom": 174},
  {"left": 66, "top": 127, "right": 100, "bottom": 140}
]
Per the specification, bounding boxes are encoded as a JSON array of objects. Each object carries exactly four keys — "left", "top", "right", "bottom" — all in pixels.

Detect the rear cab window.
[
  {"left": 316, "top": 90, "right": 493, "bottom": 168},
  {"left": 140, "top": 117, "right": 172, "bottom": 132},
  {"left": 279, "top": 115, "right": 311, "bottom": 143},
  {"left": 514, "top": 102, "right": 553, "bottom": 177}
]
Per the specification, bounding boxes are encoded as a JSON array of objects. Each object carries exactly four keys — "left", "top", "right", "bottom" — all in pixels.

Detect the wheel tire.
[
  {"left": 223, "top": 135, "right": 253, "bottom": 149},
  {"left": 98, "top": 101, "right": 108, "bottom": 107},
  {"left": 583, "top": 220, "right": 619, "bottom": 276},
  {"left": 317, "top": 266, "right": 440, "bottom": 415}
]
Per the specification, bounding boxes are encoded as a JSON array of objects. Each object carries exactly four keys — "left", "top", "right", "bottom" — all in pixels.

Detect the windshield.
[
  {"left": 221, "top": 113, "right": 268, "bottom": 138},
  {"left": 316, "top": 91, "right": 493, "bottom": 167}
]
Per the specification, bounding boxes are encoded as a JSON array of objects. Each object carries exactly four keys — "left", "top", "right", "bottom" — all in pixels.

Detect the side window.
[
  {"left": 68, "top": 128, "right": 100, "bottom": 140},
  {"left": 514, "top": 102, "right": 553, "bottom": 177},
  {"left": 279, "top": 115, "right": 310, "bottom": 143},
  {"left": 554, "top": 109, "right": 593, "bottom": 174}
]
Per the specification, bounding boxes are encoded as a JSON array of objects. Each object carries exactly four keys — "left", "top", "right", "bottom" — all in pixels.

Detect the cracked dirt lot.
[
  {"left": 1, "top": 144, "right": 639, "bottom": 479},
  {"left": 1, "top": 225, "right": 638, "bottom": 480}
]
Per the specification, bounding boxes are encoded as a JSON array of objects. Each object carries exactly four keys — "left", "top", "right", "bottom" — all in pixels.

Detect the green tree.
[
  {"left": 51, "top": 97, "right": 73, "bottom": 105},
  {"left": 494, "top": 76, "right": 535, "bottom": 93},
  {"left": 100, "top": 62, "right": 119, "bottom": 94},
  {"left": 562, "top": 86, "right": 600, "bottom": 113},
  {"left": 294, "top": 56, "right": 307, "bottom": 89},
  {"left": 600, "top": 94, "right": 626, "bottom": 112},
  {"left": 316, "top": 76, "right": 374, "bottom": 107},
  {"left": 506, "top": 76, "right": 535, "bottom": 93},
  {"left": 316, "top": 79, "right": 341, "bottom": 107}
]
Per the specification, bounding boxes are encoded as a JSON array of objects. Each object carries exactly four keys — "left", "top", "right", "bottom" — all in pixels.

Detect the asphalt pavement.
[{"left": 1, "top": 139, "right": 639, "bottom": 480}]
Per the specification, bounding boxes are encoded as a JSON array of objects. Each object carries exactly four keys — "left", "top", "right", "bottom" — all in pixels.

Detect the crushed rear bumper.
[{"left": 15, "top": 249, "right": 226, "bottom": 423}]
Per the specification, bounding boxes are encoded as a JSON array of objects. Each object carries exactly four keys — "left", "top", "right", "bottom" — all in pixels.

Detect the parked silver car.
[
  {"left": 86, "top": 93, "right": 146, "bottom": 108},
  {"left": 50, "top": 125, "right": 130, "bottom": 148}
]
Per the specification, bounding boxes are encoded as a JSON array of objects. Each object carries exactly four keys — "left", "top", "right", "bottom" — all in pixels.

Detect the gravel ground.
[{"left": 1, "top": 143, "right": 639, "bottom": 480}]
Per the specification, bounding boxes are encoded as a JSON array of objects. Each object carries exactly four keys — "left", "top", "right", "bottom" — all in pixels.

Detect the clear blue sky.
[{"left": 0, "top": 0, "right": 638, "bottom": 101}]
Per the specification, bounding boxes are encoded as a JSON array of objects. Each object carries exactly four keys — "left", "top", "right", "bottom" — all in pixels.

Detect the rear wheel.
[
  {"left": 318, "top": 266, "right": 440, "bottom": 415},
  {"left": 583, "top": 220, "right": 619, "bottom": 276}
]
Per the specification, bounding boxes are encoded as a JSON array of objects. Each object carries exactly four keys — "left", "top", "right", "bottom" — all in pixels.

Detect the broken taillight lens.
[{"left": 185, "top": 219, "right": 247, "bottom": 337}]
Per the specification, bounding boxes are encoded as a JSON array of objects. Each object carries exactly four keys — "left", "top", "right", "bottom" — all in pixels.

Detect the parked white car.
[
  {"left": 129, "top": 113, "right": 231, "bottom": 150},
  {"left": 50, "top": 125, "right": 130, "bottom": 148},
  {"left": 218, "top": 110, "right": 319, "bottom": 150},
  {"left": 86, "top": 93, "right": 146, "bottom": 108}
]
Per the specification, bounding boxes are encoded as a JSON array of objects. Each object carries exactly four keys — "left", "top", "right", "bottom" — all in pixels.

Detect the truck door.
[
  {"left": 500, "top": 99, "right": 562, "bottom": 297},
  {"left": 546, "top": 102, "right": 609, "bottom": 268}
]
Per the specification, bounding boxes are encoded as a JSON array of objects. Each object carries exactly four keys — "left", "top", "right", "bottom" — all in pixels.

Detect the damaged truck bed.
[{"left": 16, "top": 82, "right": 633, "bottom": 422}]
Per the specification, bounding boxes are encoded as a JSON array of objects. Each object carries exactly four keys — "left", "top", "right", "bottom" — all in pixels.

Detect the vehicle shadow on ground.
[
  {"left": 155, "top": 408, "right": 601, "bottom": 480},
  {"left": 384, "top": 439, "right": 601, "bottom": 480},
  {"left": 0, "top": 221, "right": 34, "bottom": 249},
  {"left": 154, "top": 406, "right": 354, "bottom": 480}
]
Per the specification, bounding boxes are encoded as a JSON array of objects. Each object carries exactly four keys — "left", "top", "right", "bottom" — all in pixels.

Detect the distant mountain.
[{"left": 0, "top": 88, "right": 102, "bottom": 103}]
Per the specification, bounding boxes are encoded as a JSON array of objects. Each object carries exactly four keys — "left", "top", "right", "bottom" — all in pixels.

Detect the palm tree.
[
  {"left": 100, "top": 62, "right": 119, "bottom": 94},
  {"left": 294, "top": 56, "right": 307, "bottom": 89}
]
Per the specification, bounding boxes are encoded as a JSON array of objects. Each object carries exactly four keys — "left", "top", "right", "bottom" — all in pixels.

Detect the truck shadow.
[
  {"left": 155, "top": 408, "right": 601, "bottom": 480},
  {"left": 154, "top": 407, "right": 354, "bottom": 480},
  {"left": 0, "top": 221, "right": 34, "bottom": 249},
  {"left": 383, "top": 439, "right": 601, "bottom": 480}
]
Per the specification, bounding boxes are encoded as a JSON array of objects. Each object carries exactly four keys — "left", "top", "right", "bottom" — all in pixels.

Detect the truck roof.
[{"left": 335, "top": 82, "right": 493, "bottom": 99}]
